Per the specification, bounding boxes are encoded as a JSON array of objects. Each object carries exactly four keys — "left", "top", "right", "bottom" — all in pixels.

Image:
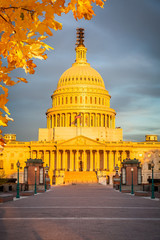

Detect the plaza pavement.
[{"left": 0, "top": 184, "right": 160, "bottom": 240}]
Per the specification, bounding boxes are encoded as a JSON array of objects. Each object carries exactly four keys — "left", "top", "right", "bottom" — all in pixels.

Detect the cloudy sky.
[{"left": 2, "top": 0, "right": 160, "bottom": 142}]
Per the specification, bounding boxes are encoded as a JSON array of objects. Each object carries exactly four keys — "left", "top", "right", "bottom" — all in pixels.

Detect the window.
[
  {"left": 91, "top": 116, "right": 93, "bottom": 126},
  {"left": 122, "top": 168, "right": 126, "bottom": 184},
  {"left": 138, "top": 168, "right": 142, "bottom": 184},
  {"left": 57, "top": 115, "right": 60, "bottom": 127},
  {"left": 80, "top": 96, "right": 82, "bottom": 104},
  {"left": 95, "top": 97, "right": 97, "bottom": 104},
  {"left": 70, "top": 97, "right": 72, "bottom": 104},
  {"left": 66, "top": 97, "right": 68, "bottom": 104},
  {"left": 39, "top": 168, "right": 44, "bottom": 184},
  {"left": 75, "top": 96, "right": 77, "bottom": 103},
  {"left": 11, "top": 163, "right": 14, "bottom": 170},
  {"left": 148, "top": 164, "right": 151, "bottom": 170},
  {"left": 85, "top": 96, "right": 87, "bottom": 104},
  {"left": 99, "top": 98, "right": 101, "bottom": 104},
  {"left": 62, "top": 98, "right": 63, "bottom": 104},
  {"left": 24, "top": 167, "right": 28, "bottom": 183},
  {"left": 90, "top": 97, "right": 92, "bottom": 104}
]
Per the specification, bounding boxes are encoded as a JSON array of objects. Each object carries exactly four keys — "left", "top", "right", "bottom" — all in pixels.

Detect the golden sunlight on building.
[{"left": 0, "top": 29, "right": 160, "bottom": 185}]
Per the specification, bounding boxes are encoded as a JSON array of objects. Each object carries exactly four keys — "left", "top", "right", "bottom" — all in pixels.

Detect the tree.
[{"left": 0, "top": 0, "right": 105, "bottom": 143}]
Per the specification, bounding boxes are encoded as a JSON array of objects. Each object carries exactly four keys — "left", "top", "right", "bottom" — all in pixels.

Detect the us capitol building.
[{"left": 1, "top": 28, "right": 160, "bottom": 185}]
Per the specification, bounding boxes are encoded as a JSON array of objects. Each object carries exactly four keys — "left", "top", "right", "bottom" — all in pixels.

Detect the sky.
[{"left": 2, "top": 0, "right": 160, "bottom": 142}]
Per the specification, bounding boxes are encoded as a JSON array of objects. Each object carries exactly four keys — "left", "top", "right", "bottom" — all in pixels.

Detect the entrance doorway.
[{"left": 79, "top": 160, "right": 83, "bottom": 171}]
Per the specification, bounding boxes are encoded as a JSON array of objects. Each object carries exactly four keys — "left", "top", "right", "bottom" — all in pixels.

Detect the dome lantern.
[{"left": 74, "top": 28, "right": 88, "bottom": 65}]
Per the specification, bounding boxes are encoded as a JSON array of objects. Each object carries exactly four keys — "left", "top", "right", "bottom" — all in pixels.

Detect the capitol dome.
[
  {"left": 57, "top": 62, "right": 105, "bottom": 89},
  {"left": 46, "top": 28, "right": 116, "bottom": 130}
]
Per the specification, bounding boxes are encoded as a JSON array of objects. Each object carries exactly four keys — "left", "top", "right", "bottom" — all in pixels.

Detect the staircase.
[{"left": 64, "top": 171, "right": 97, "bottom": 184}]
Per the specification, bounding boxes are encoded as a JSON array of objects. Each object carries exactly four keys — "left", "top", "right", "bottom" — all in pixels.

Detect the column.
[
  {"left": 70, "top": 150, "right": 73, "bottom": 171},
  {"left": 104, "top": 150, "right": 107, "bottom": 170},
  {"left": 64, "top": 150, "right": 67, "bottom": 171},
  {"left": 51, "top": 151, "right": 55, "bottom": 170},
  {"left": 75, "top": 151, "right": 78, "bottom": 171},
  {"left": 90, "top": 150, "right": 93, "bottom": 171},
  {"left": 49, "top": 151, "right": 54, "bottom": 185},
  {"left": 83, "top": 150, "right": 87, "bottom": 171},
  {"left": 107, "top": 151, "right": 109, "bottom": 171},
  {"left": 57, "top": 150, "right": 60, "bottom": 170},
  {"left": 109, "top": 151, "right": 114, "bottom": 172},
  {"left": 89, "top": 113, "right": 91, "bottom": 127},
  {"left": 62, "top": 150, "right": 65, "bottom": 170},
  {"left": 52, "top": 115, "right": 54, "bottom": 128},
  {"left": 95, "top": 114, "right": 97, "bottom": 127},
  {"left": 113, "top": 117, "right": 115, "bottom": 129},
  {"left": 115, "top": 151, "right": 118, "bottom": 167},
  {"left": 97, "top": 150, "right": 100, "bottom": 170},
  {"left": 55, "top": 114, "right": 57, "bottom": 127},
  {"left": 101, "top": 114, "right": 103, "bottom": 127},
  {"left": 121, "top": 151, "right": 125, "bottom": 162},
  {"left": 43, "top": 151, "right": 46, "bottom": 165},
  {"left": 109, "top": 115, "right": 111, "bottom": 128}
]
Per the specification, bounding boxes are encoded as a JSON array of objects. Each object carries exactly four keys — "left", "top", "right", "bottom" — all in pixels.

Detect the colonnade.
[
  {"left": 31, "top": 149, "right": 133, "bottom": 172},
  {"left": 47, "top": 113, "right": 115, "bottom": 128}
]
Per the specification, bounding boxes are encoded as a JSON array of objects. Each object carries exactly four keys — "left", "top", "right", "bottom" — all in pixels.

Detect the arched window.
[
  {"left": 57, "top": 115, "right": 60, "bottom": 127},
  {"left": 95, "top": 97, "right": 97, "bottom": 104},
  {"left": 70, "top": 97, "right": 72, "bottom": 104},
  {"left": 66, "top": 97, "right": 68, "bottom": 104},
  {"left": 91, "top": 116, "right": 93, "bottom": 126},
  {"left": 75, "top": 96, "right": 77, "bottom": 103}
]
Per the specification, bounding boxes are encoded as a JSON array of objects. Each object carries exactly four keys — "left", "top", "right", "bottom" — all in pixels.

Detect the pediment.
[{"left": 58, "top": 136, "right": 105, "bottom": 147}]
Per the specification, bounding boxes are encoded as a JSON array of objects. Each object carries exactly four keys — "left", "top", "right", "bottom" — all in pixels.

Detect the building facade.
[{"left": 0, "top": 29, "right": 160, "bottom": 185}]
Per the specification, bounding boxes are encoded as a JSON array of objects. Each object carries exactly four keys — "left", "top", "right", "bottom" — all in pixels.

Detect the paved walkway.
[{"left": 0, "top": 184, "right": 160, "bottom": 240}]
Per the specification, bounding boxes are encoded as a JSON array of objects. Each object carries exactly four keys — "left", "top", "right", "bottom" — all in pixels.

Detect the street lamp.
[
  {"left": 151, "top": 161, "right": 155, "bottom": 199},
  {"left": 119, "top": 170, "right": 122, "bottom": 192},
  {"left": 115, "top": 164, "right": 119, "bottom": 174},
  {"left": 131, "top": 168, "right": 134, "bottom": 194},
  {"left": 34, "top": 167, "right": 37, "bottom": 194},
  {"left": 45, "top": 164, "right": 49, "bottom": 191},
  {"left": 16, "top": 160, "right": 20, "bottom": 198}
]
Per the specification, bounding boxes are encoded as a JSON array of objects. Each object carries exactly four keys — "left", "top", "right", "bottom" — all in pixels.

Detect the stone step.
[{"left": 64, "top": 171, "right": 97, "bottom": 184}]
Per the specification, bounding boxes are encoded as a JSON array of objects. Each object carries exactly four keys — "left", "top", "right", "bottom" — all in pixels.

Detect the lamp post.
[
  {"left": 45, "top": 164, "right": 49, "bottom": 191},
  {"left": 16, "top": 160, "right": 20, "bottom": 198},
  {"left": 131, "top": 168, "right": 134, "bottom": 194},
  {"left": 34, "top": 167, "right": 37, "bottom": 194},
  {"left": 119, "top": 170, "right": 122, "bottom": 192},
  {"left": 151, "top": 161, "right": 155, "bottom": 199}
]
